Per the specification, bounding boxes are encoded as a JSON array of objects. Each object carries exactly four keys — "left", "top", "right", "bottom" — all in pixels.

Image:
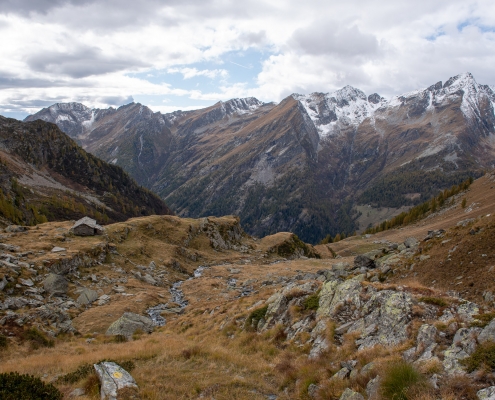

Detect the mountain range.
[{"left": 25, "top": 72, "right": 495, "bottom": 243}]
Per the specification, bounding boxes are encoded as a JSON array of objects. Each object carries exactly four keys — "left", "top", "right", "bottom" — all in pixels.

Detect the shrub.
[
  {"left": 0, "top": 372, "right": 62, "bottom": 400},
  {"left": 24, "top": 327, "right": 54, "bottom": 349},
  {"left": 303, "top": 293, "right": 320, "bottom": 310},
  {"left": 461, "top": 342, "right": 495, "bottom": 372},
  {"left": 111, "top": 334, "right": 127, "bottom": 343},
  {"left": 418, "top": 297, "right": 447, "bottom": 307},
  {"left": 246, "top": 305, "right": 268, "bottom": 329},
  {"left": 462, "top": 198, "right": 467, "bottom": 208},
  {"left": 470, "top": 313, "right": 495, "bottom": 328},
  {"left": 0, "top": 333, "right": 8, "bottom": 349},
  {"left": 381, "top": 361, "right": 428, "bottom": 400}
]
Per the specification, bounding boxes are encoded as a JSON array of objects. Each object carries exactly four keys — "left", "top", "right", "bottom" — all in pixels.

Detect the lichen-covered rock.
[
  {"left": 457, "top": 301, "right": 480, "bottom": 322},
  {"left": 76, "top": 288, "right": 99, "bottom": 306},
  {"left": 43, "top": 273, "right": 68, "bottom": 296},
  {"left": 354, "top": 290, "right": 413, "bottom": 349},
  {"left": 354, "top": 254, "right": 376, "bottom": 270},
  {"left": 443, "top": 327, "right": 481, "bottom": 374},
  {"left": 478, "top": 319, "right": 495, "bottom": 344},
  {"left": 317, "top": 276, "right": 363, "bottom": 321},
  {"left": 366, "top": 376, "right": 381, "bottom": 399},
  {"left": 106, "top": 312, "right": 154, "bottom": 339},
  {"left": 404, "top": 324, "right": 438, "bottom": 362},
  {"left": 94, "top": 361, "right": 138, "bottom": 400},
  {"left": 339, "top": 388, "right": 364, "bottom": 400},
  {"left": 404, "top": 237, "right": 419, "bottom": 248},
  {"left": 478, "top": 386, "right": 495, "bottom": 400}
]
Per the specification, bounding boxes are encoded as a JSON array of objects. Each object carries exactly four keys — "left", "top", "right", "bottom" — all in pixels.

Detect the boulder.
[
  {"left": 404, "top": 237, "right": 418, "bottom": 248},
  {"left": 339, "top": 388, "right": 364, "bottom": 400},
  {"left": 354, "top": 254, "right": 376, "bottom": 270},
  {"left": 443, "top": 327, "right": 481, "bottom": 374},
  {"left": 94, "top": 361, "right": 138, "bottom": 400},
  {"left": 106, "top": 312, "right": 154, "bottom": 339},
  {"left": 76, "top": 288, "right": 99, "bottom": 306},
  {"left": 317, "top": 276, "right": 363, "bottom": 320},
  {"left": 43, "top": 273, "right": 68, "bottom": 296},
  {"left": 5, "top": 225, "right": 27, "bottom": 233},
  {"left": 307, "top": 383, "right": 318, "bottom": 398},
  {"left": 354, "top": 290, "right": 413, "bottom": 349},
  {"left": 478, "top": 319, "right": 495, "bottom": 344},
  {"left": 478, "top": 386, "right": 495, "bottom": 400},
  {"left": 366, "top": 376, "right": 381, "bottom": 400}
]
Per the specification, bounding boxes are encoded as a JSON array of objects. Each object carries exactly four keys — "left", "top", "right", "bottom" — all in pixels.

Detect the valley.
[{"left": 0, "top": 173, "right": 494, "bottom": 398}]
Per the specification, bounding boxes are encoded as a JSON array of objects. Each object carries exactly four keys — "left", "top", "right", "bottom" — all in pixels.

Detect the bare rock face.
[
  {"left": 94, "top": 361, "right": 138, "bottom": 400},
  {"left": 43, "top": 273, "right": 68, "bottom": 296},
  {"left": 106, "top": 312, "right": 154, "bottom": 339},
  {"left": 76, "top": 288, "right": 99, "bottom": 306}
]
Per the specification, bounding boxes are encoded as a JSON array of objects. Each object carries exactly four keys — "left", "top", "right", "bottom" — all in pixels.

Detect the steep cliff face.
[
  {"left": 26, "top": 73, "right": 495, "bottom": 243},
  {"left": 0, "top": 116, "right": 172, "bottom": 226}
]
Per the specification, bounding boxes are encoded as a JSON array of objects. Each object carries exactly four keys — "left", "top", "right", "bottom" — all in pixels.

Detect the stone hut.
[{"left": 72, "top": 217, "right": 104, "bottom": 236}]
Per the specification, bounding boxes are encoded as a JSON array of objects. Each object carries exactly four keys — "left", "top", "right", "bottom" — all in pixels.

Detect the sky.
[{"left": 1, "top": 0, "right": 495, "bottom": 119}]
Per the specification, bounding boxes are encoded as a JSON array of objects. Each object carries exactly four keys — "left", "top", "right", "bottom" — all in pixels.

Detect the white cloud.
[
  {"left": 167, "top": 67, "right": 228, "bottom": 80},
  {"left": 1, "top": 0, "right": 495, "bottom": 116}
]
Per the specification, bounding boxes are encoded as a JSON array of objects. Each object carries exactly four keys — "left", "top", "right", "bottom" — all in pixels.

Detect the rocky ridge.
[{"left": 25, "top": 72, "right": 495, "bottom": 244}]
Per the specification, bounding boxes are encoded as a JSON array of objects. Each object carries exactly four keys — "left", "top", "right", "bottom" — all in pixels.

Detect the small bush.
[
  {"left": 418, "top": 297, "right": 447, "bottom": 307},
  {"left": 111, "top": 334, "right": 127, "bottom": 343},
  {"left": 24, "top": 327, "right": 54, "bottom": 349},
  {"left": 83, "top": 373, "right": 100, "bottom": 397},
  {"left": 303, "top": 293, "right": 320, "bottom": 310},
  {"left": 381, "top": 361, "right": 428, "bottom": 400},
  {"left": 0, "top": 372, "right": 62, "bottom": 400},
  {"left": 246, "top": 305, "right": 268, "bottom": 329},
  {"left": 181, "top": 346, "right": 203, "bottom": 360},
  {"left": 462, "top": 198, "right": 467, "bottom": 208},
  {"left": 0, "top": 333, "right": 8, "bottom": 349},
  {"left": 461, "top": 342, "right": 495, "bottom": 372},
  {"left": 57, "top": 363, "right": 93, "bottom": 384},
  {"left": 470, "top": 313, "right": 495, "bottom": 328}
]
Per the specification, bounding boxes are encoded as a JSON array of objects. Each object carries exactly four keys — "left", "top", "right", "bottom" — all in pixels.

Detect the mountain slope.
[
  {"left": 25, "top": 73, "right": 495, "bottom": 243},
  {"left": 0, "top": 116, "right": 172, "bottom": 225}
]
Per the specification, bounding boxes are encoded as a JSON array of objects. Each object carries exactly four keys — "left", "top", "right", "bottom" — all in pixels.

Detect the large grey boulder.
[
  {"left": 317, "top": 276, "right": 363, "bottom": 320},
  {"left": 443, "top": 327, "right": 481, "bottom": 374},
  {"left": 339, "top": 388, "right": 365, "bottom": 400},
  {"left": 354, "top": 290, "right": 413, "bottom": 349},
  {"left": 106, "top": 312, "right": 154, "bottom": 339},
  {"left": 354, "top": 254, "right": 376, "bottom": 270},
  {"left": 478, "top": 319, "right": 495, "bottom": 344},
  {"left": 94, "top": 361, "right": 138, "bottom": 400},
  {"left": 43, "top": 273, "right": 68, "bottom": 296},
  {"left": 478, "top": 386, "right": 495, "bottom": 400},
  {"left": 404, "top": 237, "right": 419, "bottom": 248},
  {"left": 77, "top": 288, "right": 99, "bottom": 306}
]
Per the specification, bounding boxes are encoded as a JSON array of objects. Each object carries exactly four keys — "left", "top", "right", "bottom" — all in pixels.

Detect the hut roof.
[{"left": 72, "top": 217, "right": 103, "bottom": 231}]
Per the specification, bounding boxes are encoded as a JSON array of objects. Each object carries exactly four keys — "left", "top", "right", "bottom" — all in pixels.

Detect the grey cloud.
[
  {"left": 26, "top": 46, "right": 149, "bottom": 78},
  {"left": 290, "top": 21, "right": 379, "bottom": 58},
  {"left": 10, "top": 98, "right": 66, "bottom": 108},
  {"left": 0, "top": 74, "right": 77, "bottom": 89},
  {"left": 0, "top": 0, "right": 92, "bottom": 15},
  {"left": 238, "top": 31, "right": 268, "bottom": 46},
  {"left": 96, "top": 95, "right": 134, "bottom": 106}
]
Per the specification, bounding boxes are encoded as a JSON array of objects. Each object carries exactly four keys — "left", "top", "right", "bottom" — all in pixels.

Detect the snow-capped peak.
[
  {"left": 221, "top": 97, "right": 264, "bottom": 115},
  {"left": 294, "top": 86, "right": 386, "bottom": 137}
]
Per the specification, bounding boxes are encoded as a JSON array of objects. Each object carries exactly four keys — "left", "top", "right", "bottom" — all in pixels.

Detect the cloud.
[
  {"left": 26, "top": 46, "right": 149, "bottom": 78},
  {"left": 290, "top": 21, "right": 379, "bottom": 58},
  {"left": 1, "top": 0, "right": 495, "bottom": 116},
  {"left": 167, "top": 67, "right": 229, "bottom": 80}
]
